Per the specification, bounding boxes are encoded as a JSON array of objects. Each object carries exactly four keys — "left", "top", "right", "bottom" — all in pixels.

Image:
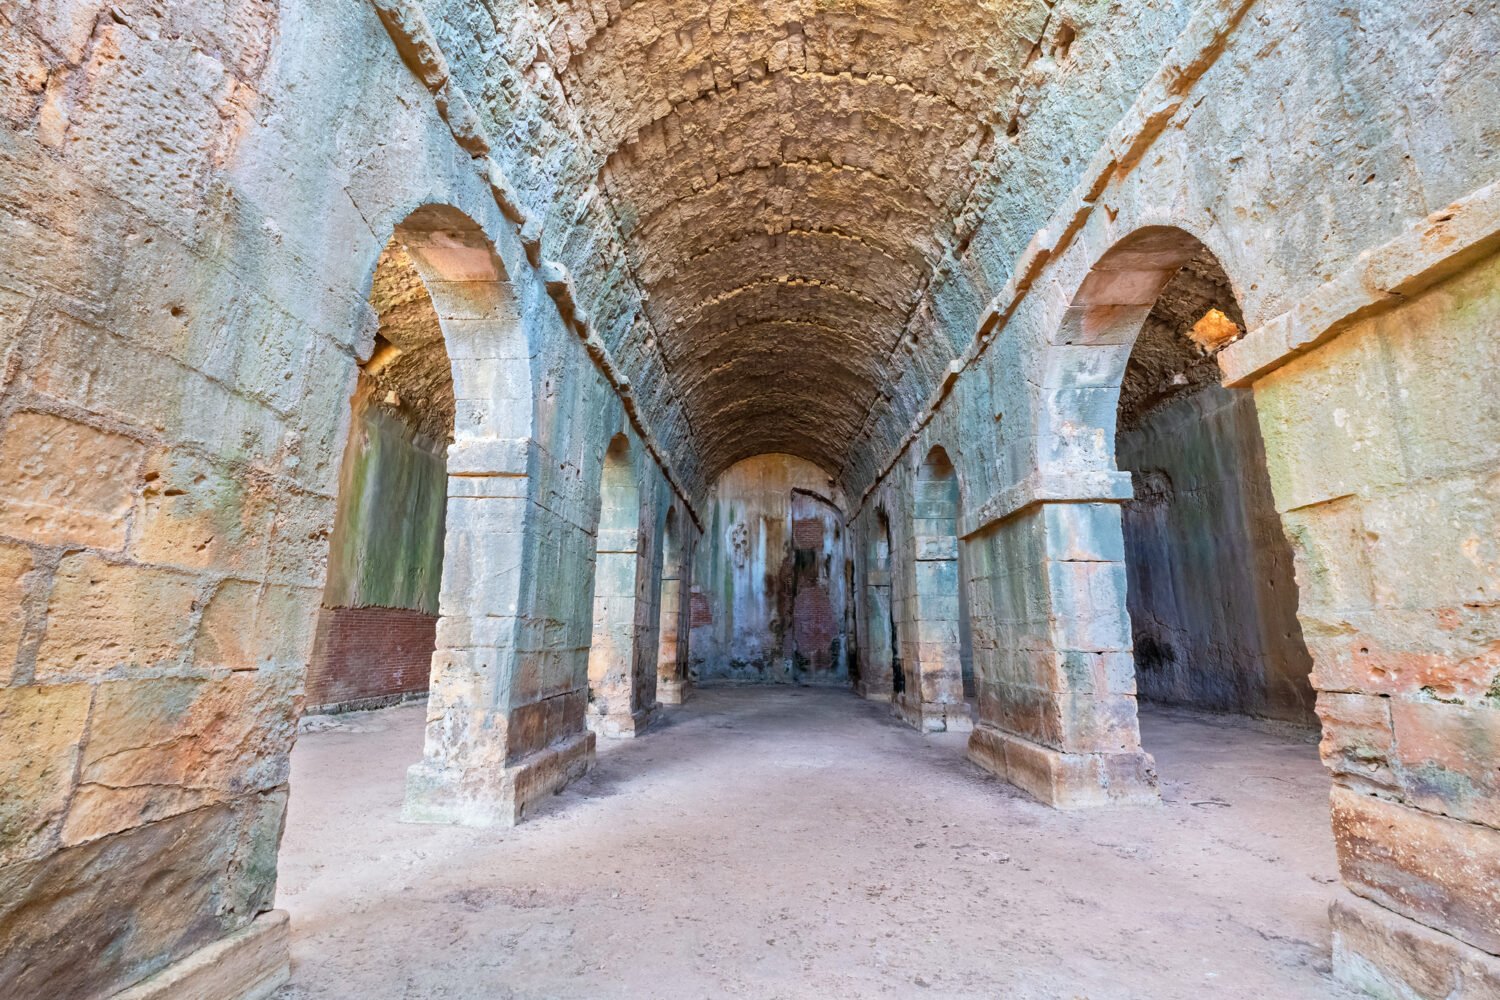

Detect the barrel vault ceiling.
[{"left": 530, "top": 0, "right": 1057, "bottom": 483}]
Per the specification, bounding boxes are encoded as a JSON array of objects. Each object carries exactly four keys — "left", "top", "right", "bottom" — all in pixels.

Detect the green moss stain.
[{"left": 323, "top": 400, "right": 447, "bottom": 614}]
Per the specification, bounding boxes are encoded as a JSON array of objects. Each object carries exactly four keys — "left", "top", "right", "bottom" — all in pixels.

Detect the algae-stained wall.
[
  {"left": 690, "top": 455, "right": 850, "bottom": 686},
  {"left": 323, "top": 382, "right": 447, "bottom": 615},
  {"left": 304, "top": 378, "right": 449, "bottom": 710},
  {"left": 1118, "top": 384, "right": 1315, "bottom": 723}
]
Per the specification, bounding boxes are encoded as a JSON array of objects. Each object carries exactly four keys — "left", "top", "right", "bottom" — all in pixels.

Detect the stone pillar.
[
  {"left": 860, "top": 567, "right": 896, "bottom": 701},
  {"left": 657, "top": 570, "right": 688, "bottom": 704},
  {"left": 587, "top": 525, "right": 655, "bottom": 737},
  {"left": 965, "top": 481, "right": 1159, "bottom": 808},
  {"left": 1239, "top": 249, "right": 1500, "bottom": 997},
  {"left": 897, "top": 545, "right": 971, "bottom": 731},
  {"left": 896, "top": 455, "right": 972, "bottom": 732},
  {"left": 402, "top": 439, "right": 594, "bottom": 826}
]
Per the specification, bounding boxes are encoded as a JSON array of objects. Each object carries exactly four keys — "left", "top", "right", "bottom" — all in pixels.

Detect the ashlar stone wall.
[
  {"left": 1255, "top": 250, "right": 1500, "bottom": 994},
  {"left": 847, "top": 1, "right": 1500, "bottom": 994},
  {"left": 0, "top": 0, "right": 694, "bottom": 996}
]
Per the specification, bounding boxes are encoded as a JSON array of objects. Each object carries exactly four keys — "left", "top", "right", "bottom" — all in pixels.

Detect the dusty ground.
[{"left": 274, "top": 688, "right": 1355, "bottom": 1000}]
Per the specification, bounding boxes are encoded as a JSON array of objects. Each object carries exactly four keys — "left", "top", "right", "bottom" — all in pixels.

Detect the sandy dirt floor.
[{"left": 273, "top": 687, "right": 1355, "bottom": 1000}]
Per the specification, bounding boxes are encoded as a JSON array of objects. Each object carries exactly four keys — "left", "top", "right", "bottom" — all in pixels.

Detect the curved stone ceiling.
[{"left": 537, "top": 0, "right": 1049, "bottom": 481}]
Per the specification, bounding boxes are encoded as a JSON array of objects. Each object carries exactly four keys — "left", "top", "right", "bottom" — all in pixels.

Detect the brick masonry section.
[{"left": 305, "top": 606, "right": 437, "bottom": 713}]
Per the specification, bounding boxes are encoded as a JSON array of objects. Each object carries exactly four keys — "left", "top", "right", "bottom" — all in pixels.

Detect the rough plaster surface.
[
  {"left": 690, "top": 454, "right": 849, "bottom": 685},
  {"left": 273, "top": 692, "right": 1354, "bottom": 1000}
]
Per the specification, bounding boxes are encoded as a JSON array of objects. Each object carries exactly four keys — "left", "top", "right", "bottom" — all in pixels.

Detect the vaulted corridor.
[{"left": 1, "top": 1, "right": 1498, "bottom": 998}]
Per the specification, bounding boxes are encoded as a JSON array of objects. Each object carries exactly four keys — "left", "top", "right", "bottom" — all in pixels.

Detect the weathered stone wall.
[
  {"left": 0, "top": 0, "right": 690, "bottom": 994},
  {"left": 1254, "top": 250, "right": 1500, "bottom": 992},
  {"left": 690, "top": 454, "right": 849, "bottom": 687},
  {"left": 322, "top": 384, "right": 447, "bottom": 619}
]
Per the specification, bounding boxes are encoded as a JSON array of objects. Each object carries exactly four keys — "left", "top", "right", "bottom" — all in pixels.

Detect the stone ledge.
[
  {"left": 961, "top": 470, "right": 1133, "bottom": 538},
  {"left": 1221, "top": 179, "right": 1500, "bottom": 387},
  {"left": 113, "top": 910, "right": 290, "bottom": 1000},
  {"left": 893, "top": 694, "right": 973, "bottom": 734},
  {"left": 1331, "top": 895, "right": 1500, "bottom": 1000},
  {"left": 302, "top": 688, "right": 429, "bottom": 723},
  {"left": 967, "top": 724, "right": 1159, "bottom": 809},
  {"left": 402, "top": 730, "right": 595, "bottom": 827}
]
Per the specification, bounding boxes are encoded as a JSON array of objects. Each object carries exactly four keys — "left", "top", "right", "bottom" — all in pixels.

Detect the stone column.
[
  {"left": 895, "top": 463, "right": 972, "bottom": 731},
  {"left": 860, "top": 567, "right": 896, "bottom": 700},
  {"left": 899, "top": 543, "right": 970, "bottom": 731},
  {"left": 401, "top": 438, "right": 594, "bottom": 826},
  {"left": 964, "top": 476, "right": 1159, "bottom": 808},
  {"left": 657, "top": 570, "right": 688, "bottom": 704},
  {"left": 587, "top": 525, "right": 654, "bottom": 737}
]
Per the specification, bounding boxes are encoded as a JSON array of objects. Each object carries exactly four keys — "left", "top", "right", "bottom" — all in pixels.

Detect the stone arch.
[
  {"left": 1039, "top": 225, "right": 1233, "bottom": 475},
  {"left": 1044, "top": 226, "right": 1314, "bottom": 724},
  {"left": 587, "top": 433, "right": 653, "bottom": 737},
  {"left": 384, "top": 205, "right": 558, "bottom": 828},
  {"left": 305, "top": 234, "right": 457, "bottom": 715},
  {"left": 1098, "top": 235, "right": 1316, "bottom": 728},
  {"left": 899, "top": 446, "right": 973, "bottom": 733},
  {"left": 391, "top": 205, "right": 534, "bottom": 448},
  {"left": 967, "top": 224, "right": 1312, "bottom": 808}
]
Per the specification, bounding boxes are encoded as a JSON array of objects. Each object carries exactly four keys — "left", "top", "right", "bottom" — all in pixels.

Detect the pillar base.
[
  {"left": 587, "top": 704, "right": 655, "bottom": 739},
  {"left": 893, "top": 694, "right": 973, "bottom": 733},
  {"left": 113, "top": 910, "right": 289, "bottom": 1000},
  {"left": 1332, "top": 894, "right": 1500, "bottom": 999},
  {"left": 657, "top": 678, "right": 691, "bottom": 705},
  {"left": 402, "top": 730, "right": 595, "bottom": 827},
  {"left": 967, "top": 723, "right": 1159, "bottom": 809}
]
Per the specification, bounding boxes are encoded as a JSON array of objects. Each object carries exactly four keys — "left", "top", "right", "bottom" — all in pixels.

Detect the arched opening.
[
  {"left": 1113, "top": 242, "right": 1314, "bottom": 728},
  {"left": 587, "top": 433, "right": 652, "bottom": 736},
  {"left": 900, "top": 447, "right": 973, "bottom": 732},
  {"left": 304, "top": 240, "right": 453, "bottom": 715},
  {"left": 656, "top": 507, "right": 689, "bottom": 705},
  {"left": 787, "top": 489, "right": 848, "bottom": 684},
  {"left": 862, "top": 508, "right": 899, "bottom": 699}
]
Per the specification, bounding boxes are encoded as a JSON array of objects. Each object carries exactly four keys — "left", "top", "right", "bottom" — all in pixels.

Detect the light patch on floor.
[{"left": 274, "top": 689, "right": 1353, "bottom": 999}]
